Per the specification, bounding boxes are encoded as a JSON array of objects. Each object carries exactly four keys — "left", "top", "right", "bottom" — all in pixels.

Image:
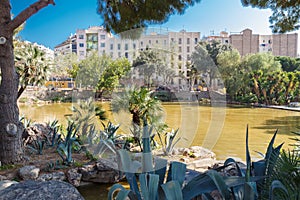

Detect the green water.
[{"left": 19, "top": 102, "right": 300, "bottom": 199}]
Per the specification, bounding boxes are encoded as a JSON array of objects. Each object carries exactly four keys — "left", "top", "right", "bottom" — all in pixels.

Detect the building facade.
[
  {"left": 54, "top": 34, "right": 77, "bottom": 56},
  {"left": 55, "top": 26, "right": 201, "bottom": 90},
  {"left": 206, "top": 29, "right": 298, "bottom": 57}
]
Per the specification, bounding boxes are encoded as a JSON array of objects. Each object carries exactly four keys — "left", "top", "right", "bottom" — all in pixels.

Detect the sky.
[{"left": 10, "top": 0, "right": 298, "bottom": 50}]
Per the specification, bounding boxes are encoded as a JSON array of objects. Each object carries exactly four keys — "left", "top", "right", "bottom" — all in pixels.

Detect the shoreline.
[{"left": 266, "top": 105, "right": 300, "bottom": 112}]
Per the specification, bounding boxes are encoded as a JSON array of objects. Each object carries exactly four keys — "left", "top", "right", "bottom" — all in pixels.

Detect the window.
[
  {"left": 187, "top": 38, "right": 190, "bottom": 44},
  {"left": 100, "top": 43, "right": 105, "bottom": 48},
  {"left": 171, "top": 38, "right": 174, "bottom": 42},
  {"left": 164, "top": 40, "right": 167, "bottom": 45},
  {"left": 178, "top": 55, "right": 182, "bottom": 61},
  {"left": 156, "top": 40, "right": 158, "bottom": 44},
  {"left": 178, "top": 38, "right": 182, "bottom": 44},
  {"left": 125, "top": 43, "right": 128, "bottom": 50},
  {"left": 125, "top": 52, "right": 128, "bottom": 58},
  {"left": 149, "top": 40, "right": 151, "bottom": 44},
  {"left": 141, "top": 41, "right": 144, "bottom": 46},
  {"left": 133, "top": 43, "right": 136, "bottom": 49},
  {"left": 100, "top": 35, "right": 105, "bottom": 40},
  {"left": 118, "top": 52, "right": 121, "bottom": 57},
  {"left": 225, "top": 40, "right": 229, "bottom": 43},
  {"left": 79, "top": 43, "right": 84, "bottom": 47},
  {"left": 118, "top": 44, "right": 121, "bottom": 50},
  {"left": 110, "top": 52, "right": 113, "bottom": 57},
  {"left": 194, "top": 38, "right": 198, "bottom": 44},
  {"left": 79, "top": 35, "right": 84, "bottom": 39},
  {"left": 187, "top": 46, "right": 190, "bottom": 53},
  {"left": 179, "top": 46, "right": 182, "bottom": 53},
  {"left": 110, "top": 44, "right": 113, "bottom": 50}
]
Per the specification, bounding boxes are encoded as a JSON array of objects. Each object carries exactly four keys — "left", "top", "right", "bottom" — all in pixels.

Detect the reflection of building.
[
  {"left": 205, "top": 29, "right": 298, "bottom": 57},
  {"left": 54, "top": 26, "right": 201, "bottom": 90}
]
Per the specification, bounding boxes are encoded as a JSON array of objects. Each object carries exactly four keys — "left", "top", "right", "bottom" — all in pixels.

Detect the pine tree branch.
[{"left": 9, "top": 0, "right": 55, "bottom": 31}]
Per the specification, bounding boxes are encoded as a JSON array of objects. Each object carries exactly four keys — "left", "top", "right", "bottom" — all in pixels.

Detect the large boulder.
[
  {"left": 79, "top": 159, "right": 122, "bottom": 183},
  {"left": 0, "top": 180, "right": 18, "bottom": 191},
  {"left": 0, "top": 180, "right": 84, "bottom": 200}
]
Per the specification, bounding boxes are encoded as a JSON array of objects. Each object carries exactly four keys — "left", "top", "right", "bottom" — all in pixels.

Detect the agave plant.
[
  {"left": 108, "top": 125, "right": 292, "bottom": 200},
  {"left": 57, "top": 122, "right": 81, "bottom": 165}
]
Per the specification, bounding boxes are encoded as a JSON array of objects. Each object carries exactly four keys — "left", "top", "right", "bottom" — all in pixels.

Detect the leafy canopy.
[
  {"left": 241, "top": 0, "right": 300, "bottom": 33},
  {"left": 97, "top": 0, "right": 201, "bottom": 35}
]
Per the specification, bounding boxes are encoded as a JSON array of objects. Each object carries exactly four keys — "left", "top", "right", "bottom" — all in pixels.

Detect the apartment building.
[
  {"left": 206, "top": 29, "right": 298, "bottom": 57},
  {"left": 54, "top": 34, "right": 77, "bottom": 56},
  {"left": 55, "top": 26, "right": 201, "bottom": 89}
]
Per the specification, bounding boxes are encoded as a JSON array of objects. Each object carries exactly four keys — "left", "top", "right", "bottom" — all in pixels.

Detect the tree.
[
  {"left": 111, "top": 87, "right": 163, "bottom": 149},
  {"left": 14, "top": 40, "right": 50, "bottom": 98},
  {"left": 275, "top": 56, "right": 300, "bottom": 72},
  {"left": 132, "top": 49, "right": 163, "bottom": 89},
  {"left": 54, "top": 52, "right": 79, "bottom": 78},
  {"left": 0, "top": 0, "right": 55, "bottom": 164},
  {"left": 76, "top": 52, "right": 108, "bottom": 88},
  {"left": 191, "top": 45, "right": 216, "bottom": 87},
  {"left": 217, "top": 49, "right": 242, "bottom": 99},
  {"left": 241, "top": 0, "right": 300, "bottom": 33},
  {"left": 98, "top": 0, "right": 201, "bottom": 35},
  {"left": 0, "top": 0, "right": 200, "bottom": 164},
  {"left": 192, "top": 41, "right": 232, "bottom": 88},
  {"left": 96, "top": 57, "right": 131, "bottom": 98}
]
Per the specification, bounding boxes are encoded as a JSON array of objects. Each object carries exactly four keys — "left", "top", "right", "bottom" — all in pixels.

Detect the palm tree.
[
  {"left": 111, "top": 87, "right": 163, "bottom": 150},
  {"left": 111, "top": 87, "right": 163, "bottom": 127},
  {"left": 14, "top": 41, "right": 49, "bottom": 98}
]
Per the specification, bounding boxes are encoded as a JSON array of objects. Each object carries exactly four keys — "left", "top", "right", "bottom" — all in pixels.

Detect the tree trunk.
[
  {"left": 0, "top": 1, "right": 23, "bottom": 164},
  {"left": 0, "top": 0, "right": 54, "bottom": 164}
]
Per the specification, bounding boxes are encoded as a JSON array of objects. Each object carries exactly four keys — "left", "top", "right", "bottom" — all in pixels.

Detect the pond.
[
  {"left": 19, "top": 102, "right": 300, "bottom": 161},
  {"left": 19, "top": 102, "right": 300, "bottom": 199}
]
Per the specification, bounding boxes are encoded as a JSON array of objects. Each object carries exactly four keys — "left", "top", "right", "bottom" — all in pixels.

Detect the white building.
[{"left": 55, "top": 26, "right": 201, "bottom": 90}]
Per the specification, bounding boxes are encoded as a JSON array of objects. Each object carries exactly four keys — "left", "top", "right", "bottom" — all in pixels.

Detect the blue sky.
[{"left": 10, "top": 0, "right": 291, "bottom": 49}]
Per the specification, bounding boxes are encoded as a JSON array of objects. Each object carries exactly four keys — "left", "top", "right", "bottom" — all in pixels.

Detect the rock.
[
  {"left": 79, "top": 159, "right": 121, "bottom": 183},
  {"left": 67, "top": 168, "right": 82, "bottom": 187},
  {"left": 182, "top": 148, "right": 191, "bottom": 156},
  {"left": 0, "top": 175, "right": 7, "bottom": 181},
  {"left": 179, "top": 157, "right": 190, "bottom": 163},
  {"left": 189, "top": 146, "right": 216, "bottom": 159},
  {"left": 0, "top": 180, "right": 18, "bottom": 191},
  {"left": 0, "top": 180, "right": 84, "bottom": 200},
  {"left": 191, "top": 158, "right": 216, "bottom": 169},
  {"left": 18, "top": 165, "right": 40, "bottom": 180},
  {"left": 37, "top": 172, "right": 66, "bottom": 182},
  {"left": 171, "top": 148, "right": 179, "bottom": 155}
]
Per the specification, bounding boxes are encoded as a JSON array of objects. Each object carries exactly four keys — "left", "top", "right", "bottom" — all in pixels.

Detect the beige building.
[
  {"left": 206, "top": 29, "right": 298, "bottom": 57},
  {"left": 55, "top": 26, "right": 200, "bottom": 90},
  {"left": 54, "top": 34, "right": 77, "bottom": 56}
]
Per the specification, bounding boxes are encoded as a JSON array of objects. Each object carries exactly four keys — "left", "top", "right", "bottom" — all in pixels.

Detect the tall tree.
[
  {"left": 0, "top": 0, "right": 200, "bottom": 164},
  {"left": 132, "top": 49, "right": 162, "bottom": 89},
  {"left": 96, "top": 57, "right": 131, "bottom": 98},
  {"left": 191, "top": 44, "right": 216, "bottom": 87},
  {"left": 0, "top": 0, "right": 55, "bottom": 164},
  {"left": 217, "top": 49, "right": 242, "bottom": 99},
  {"left": 54, "top": 52, "right": 79, "bottom": 78},
  {"left": 241, "top": 0, "right": 300, "bottom": 33}
]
